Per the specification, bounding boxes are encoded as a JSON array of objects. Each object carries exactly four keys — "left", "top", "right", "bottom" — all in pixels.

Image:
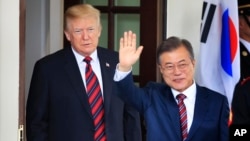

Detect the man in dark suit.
[
  {"left": 232, "top": 78, "right": 250, "bottom": 125},
  {"left": 26, "top": 4, "right": 141, "bottom": 141},
  {"left": 231, "top": 0, "right": 250, "bottom": 125},
  {"left": 114, "top": 31, "right": 229, "bottom": 141}
]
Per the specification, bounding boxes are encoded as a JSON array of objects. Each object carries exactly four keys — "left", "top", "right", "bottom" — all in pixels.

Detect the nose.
[
  {"left": 81, "top": 30, "right": 89, "bottom": 40},
  {"left": 172, "top": 65, "right": 182, "bottom": 74}
]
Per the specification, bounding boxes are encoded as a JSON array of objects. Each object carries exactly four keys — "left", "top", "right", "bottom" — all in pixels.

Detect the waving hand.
[{"left": 118, "top": 31, "right": 143, "bottom": 72}]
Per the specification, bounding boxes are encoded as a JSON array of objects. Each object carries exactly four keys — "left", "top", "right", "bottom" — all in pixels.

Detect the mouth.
[
  {"left": 173, "top": 78, "right": 184, "bottom": 83},
  {"left": 82, "top": 43, "right": 92, "bottom": 47},
  {"left": 83, "top": 42, "right": 91, "bottom": 45}
]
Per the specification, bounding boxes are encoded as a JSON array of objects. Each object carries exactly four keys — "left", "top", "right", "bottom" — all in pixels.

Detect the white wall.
[
  {"left": 25, "top": 0, "right": 49, "bottom": 99},
  {"left": 0, "top": 0, "right": 63, "bottom": 140},
  {"left": 25, "top": 0, "right": 64, "bottom": 99},
  {"left": 167, "top": 0, "right": 203, "bottom": 61},
  {"left": 0, "top": 0, "right": 20, "bottom": 140}
]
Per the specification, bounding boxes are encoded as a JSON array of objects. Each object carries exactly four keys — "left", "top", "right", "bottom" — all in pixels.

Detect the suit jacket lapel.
[
  {"left": 187, "top": 85, "right": 208, "bottom": 139},
  {"left": 164, "top": 87, "right": 182, "bottom": 138},
  {"left": 63, "top": 47, "right": 92, "bottom": 117},
  {"left": 97, "top": 48, "right": 114, "bottom": 116}
]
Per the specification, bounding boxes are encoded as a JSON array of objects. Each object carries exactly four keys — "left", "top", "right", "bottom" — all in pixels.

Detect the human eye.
[
  {"left": 74, "top": 29, "right": 83, "bottom": 34},
  {"left": 165, "top": 65, "right": 174, "bottom": 70},
  {"left": 178, "top": 63, "right": 187, "bottom": 69},
  {"left": 87, "top": 27, "right": 95, "bottom": 33}
]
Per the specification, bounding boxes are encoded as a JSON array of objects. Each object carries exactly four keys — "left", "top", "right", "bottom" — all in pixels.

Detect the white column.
[{"left": 0, "top": 0, "right": 20, "bottom": 140}]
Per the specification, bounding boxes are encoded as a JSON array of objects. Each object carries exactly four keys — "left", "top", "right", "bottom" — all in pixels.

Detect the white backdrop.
[
  {"left": 0, "top": 0, "right": 19, "bottom": 140},
  {"left": 167, "top": 0, "right": 203, "bottom": 62}
]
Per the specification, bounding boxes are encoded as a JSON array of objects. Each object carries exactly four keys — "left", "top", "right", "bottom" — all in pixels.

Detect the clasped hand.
[{"left": 118, "top": 31, "right": 144, "bottom": 72}]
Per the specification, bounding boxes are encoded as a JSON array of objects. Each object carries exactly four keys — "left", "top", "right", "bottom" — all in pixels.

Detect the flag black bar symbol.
[{"left": 201, "top": 2, "right": 216, "bottom": 43}]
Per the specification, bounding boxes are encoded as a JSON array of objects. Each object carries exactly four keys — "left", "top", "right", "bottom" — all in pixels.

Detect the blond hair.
[{"left": 64, "top": 4, "right": 101, "bottom": 30}]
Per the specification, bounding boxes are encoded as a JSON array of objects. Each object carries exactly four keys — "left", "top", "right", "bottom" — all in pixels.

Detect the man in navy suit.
[
  {"left": 26, "top": 4, "right": 141, "bottom": 141},
  {"left": 114, "top": 31, "right": 229, "bottom": 141}
]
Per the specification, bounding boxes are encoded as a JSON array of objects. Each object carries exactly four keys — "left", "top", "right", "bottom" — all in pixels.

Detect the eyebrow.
[
  {"left": 73, "top": 26, "right": 95, "bottom": 30},
  {"left": 73, "top": 28, "right": 83, "bottom": 30},
  {"left": 164, "top": 59, "right": 186, "bottom": 65}
]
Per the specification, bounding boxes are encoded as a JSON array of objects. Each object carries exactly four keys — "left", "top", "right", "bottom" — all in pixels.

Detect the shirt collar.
[
  {"left": 240, "top": 38, "right": 250, "bottom": 52},
  {"left": 71, "top": 47, "right": 98, "bottom": 64},
  {"left": 171, "top": 80, "right": 197, "bottom": 100}
]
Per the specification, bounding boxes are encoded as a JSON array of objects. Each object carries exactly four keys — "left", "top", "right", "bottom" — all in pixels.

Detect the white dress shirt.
[
  {"left": 72, "top": 48, "right": 104, "bottom": 96},
  {"left": 171, "top": 82, "right": 196, "bottom": 133}
]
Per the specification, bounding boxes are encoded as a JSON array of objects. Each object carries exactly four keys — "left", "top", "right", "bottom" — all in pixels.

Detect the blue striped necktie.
[{"left": 84, "top": 56, "right": 106, "bottom": 141}]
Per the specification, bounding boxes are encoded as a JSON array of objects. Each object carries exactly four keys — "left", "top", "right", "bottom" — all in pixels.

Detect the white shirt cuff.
[{"left": 113, "top": 64, "right": 132, "bottom": 81}]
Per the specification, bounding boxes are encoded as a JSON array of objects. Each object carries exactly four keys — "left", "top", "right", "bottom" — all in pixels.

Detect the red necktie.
[
  {"left": 84, "top": 56, "right": 106, "bottom": 141},
  {"left": 176, "top": 94, "right": 188, "bottom": 141}
]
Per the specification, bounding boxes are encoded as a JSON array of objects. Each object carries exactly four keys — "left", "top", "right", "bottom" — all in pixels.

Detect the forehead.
[
  {"left": 159, "top": 46, "right": 190, "bottom": 63},
  {"left": 67, "top": 16, "right": 99, "bottom": 28}
]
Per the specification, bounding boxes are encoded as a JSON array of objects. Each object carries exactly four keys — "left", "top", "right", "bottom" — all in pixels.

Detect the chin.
[{"left": 173, "top": 85, "right": 186, "bottom": 92}]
